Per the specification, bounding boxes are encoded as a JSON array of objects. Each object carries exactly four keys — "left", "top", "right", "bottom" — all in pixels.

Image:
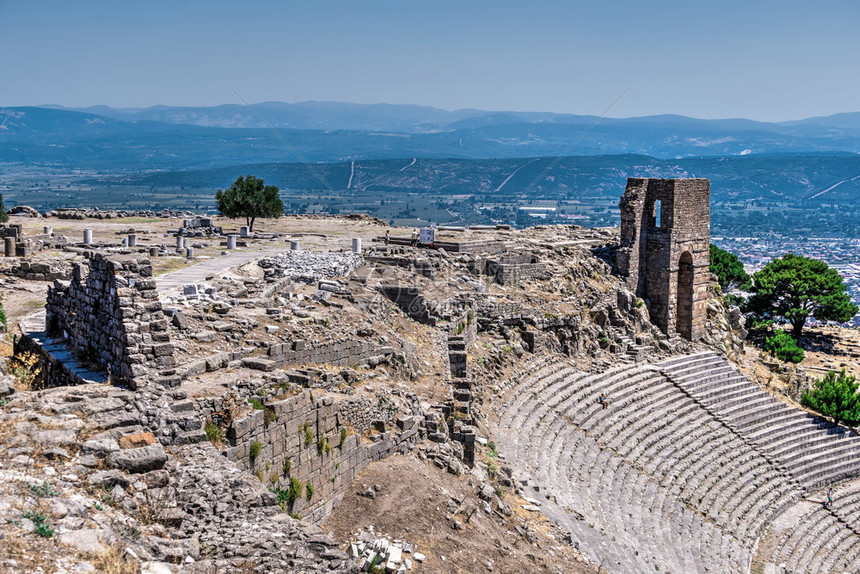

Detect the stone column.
[
  {"left": 83, "top": 228, "right": 93, "bottom": 244},
  {"left": 128, "top": 233, "right": 137, "bottom": 247},
  {"left": 227, "top": 235, "right": 237, "bottom": 249},
  {"left": 149, "top": 247, "right": 159, "bottom": 257},
  {"left": 240, "top": 226, "right": 249, "bottom": 237},
  {"left": 352, "top": 238, "right": 362, "bottom": 253},
  {"left": 43, "top": 226, "right": 53, "bottom": 235},
  {"left": 176, "top": 235, "right": 184, "bottom": 251},
  {"left": 4, "top": 237, "right": 15, "bottom": 257},
  {"left": 290, "top": 240, "right": 300, "bottom": 251},
  {"left": 186, "top": 247, "right": 194, "bottom": 258}
]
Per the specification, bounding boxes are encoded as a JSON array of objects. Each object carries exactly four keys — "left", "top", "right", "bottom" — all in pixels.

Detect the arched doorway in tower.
[{"left": 677, "top": 251, "right": 694, "bottom": 339}]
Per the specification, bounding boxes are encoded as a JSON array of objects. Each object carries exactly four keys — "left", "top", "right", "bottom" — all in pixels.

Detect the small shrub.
[
  {"left": 635, "top": 298, "right": 644, "bottom": 308},
  {"left": 317, "top": 438, "right": 332, "bottom": 456},
  {"left": 249, "top": 440, "right": 262, "bottom": 461},
  {"left": 488, "top": 461, "right": 498, "bottom": 479},
  {"left": 204, "top": 421, "right": 224, "bottom": 446},
  {"left": 802, "top": 369, "right": 860, "bottom": 426},
  {"left": 282, "top": 458, "right": 292, "bottom": 477},
  {"left": 23, "top": 510, "right": 55, "bottom": 538},
  {"left": 501, "top": 344, "right": 513, "bottom": 353},
  {"left": 764, "top": 330, "right": 804, "bottom": 364},
  {"left": 263, "top": 406, "right": 278, "bottom": 426},
  {"left": 8, "top": 351, "right": 42, "bottom": 391},
  {"left": 339, "top": 427, "right": 348, "bottom": 448},
  {"left": 269, "top": 484, "right": 300, "bottom": 511},
  {"left": 305, "top": 483, "right": 314, "bottom": 501},
  {"left": 248, "top": 397, "right": 264, "bottom": 410},
  {"left": 288, "top": 477, "right": 303, "bottom": 502},
  {"left": 747, "top": 317, "right": 774, "bottom": 331},
  {"left": 302, "top": 422, "right": 313, "bottom": 446},
  {"left": 0, "top": 293, "right": 6, "bottom": 328},
  {"left": 29, "top": 481, "right": 58, "bottom": 497}
]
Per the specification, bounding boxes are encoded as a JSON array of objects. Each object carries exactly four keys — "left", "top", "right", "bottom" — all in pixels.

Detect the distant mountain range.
[
  {"left": 1, "top": 103, "right": 859, "bottom": 171},
  {"left": 43, "top": 101, "right": 860, "bottom": 134}
]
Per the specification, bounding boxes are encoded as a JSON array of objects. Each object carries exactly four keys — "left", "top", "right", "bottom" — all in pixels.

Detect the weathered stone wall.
[
  {"left": 44, "top": 253, "right": 177, "bottom": 388},
  {"left": 447, "top": 308, "right": 477, "bottom": 378},
  {"left": 225, "top": 390, "right": 424, "bottom": 523},
  {"left": 1, "top": 259, "right": 71, "bottom": 281},
  {"left": 266, "top": 338, "right": 397, "bottom": 370},
  {"left": 617, "top": 178, "right": 710, "bottom": 340},
  {"left": 473, "top": 252, "right": 547, "bottom": 286},
  {"left": 364, "top": 255, "right": 435, "bottom": 278},
  {"left": 377, "top": 285, "right": 437, "bottom": 325}
]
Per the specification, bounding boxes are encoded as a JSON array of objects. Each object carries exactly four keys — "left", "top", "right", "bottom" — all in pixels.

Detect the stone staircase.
[
  {"left": 491, "top": 352, "right": 860, "bottom": 573},
  {"left": 18, "top": 311, "right": 108, "bottom": 385},
  {"left": 658, "top": 352, "right": 860, "bottom": 491}
]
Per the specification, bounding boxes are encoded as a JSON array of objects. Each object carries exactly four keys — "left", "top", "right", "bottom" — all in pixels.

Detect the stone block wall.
[
  {"left": 446, "top": 308, "right": 477, "bottom": 379},
  {"left": 1, "top": 259, "right": 71, "bottom": 281},
  {"left": 377, "top": 285, "right": 437, "bottom": 325},
  {"left": 617, "top": 178, "right": 710, "bottom": 340},
  {"left": 225, "top": 390, "right": 423, "bottom": 523},
  {"left": 432, "top": 239, "right": 506, "bottom": 254},
  {"left": 44, "top": 253, "right": 176, "bottom": 389},
  {"left": 477, "top": 253, "right": 547, "bottom": 286},
  {"left": 267, "top": 338, "right": 396, "bottom": 369}
]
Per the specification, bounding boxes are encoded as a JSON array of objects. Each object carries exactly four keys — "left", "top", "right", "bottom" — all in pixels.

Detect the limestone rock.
[{"left": 109, "top": 443, "right": 168, "bottom": 473}]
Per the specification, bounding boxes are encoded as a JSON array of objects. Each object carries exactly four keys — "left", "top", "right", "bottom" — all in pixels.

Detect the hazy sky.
[{"left": 2, "top": 0, "right": 858, "bottom": 121}]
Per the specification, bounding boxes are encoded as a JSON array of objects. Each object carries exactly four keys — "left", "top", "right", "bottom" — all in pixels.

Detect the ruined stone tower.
[{"left": 617, "top": 178, "right": 710, "bottom": 340}]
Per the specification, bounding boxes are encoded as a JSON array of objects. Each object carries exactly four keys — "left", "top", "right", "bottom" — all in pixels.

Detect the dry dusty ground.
[
  {"left": 797, "top": 325, "right": 860, "bottom": 379},
  {"left": 324, "top": 454, "right": 595, "bottom": 574}
]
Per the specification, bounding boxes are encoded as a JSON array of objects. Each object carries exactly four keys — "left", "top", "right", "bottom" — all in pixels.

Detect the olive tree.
[{"left": 215, "top": 175, "right": 284, "bottom": 232}]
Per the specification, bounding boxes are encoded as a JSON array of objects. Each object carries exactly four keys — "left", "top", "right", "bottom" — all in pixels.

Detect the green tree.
[
  {"left": 709, "top": 244, "right": 751, "bottom": 292},
  {"left": 801, "top": 369, "right": 860, "bottom": 426},
  {"left": 0, "top": 194, "right": 8, "bottom": 223},
  {"left": 763, "top": 330, "right": 804, "bottom": 363},
  {"left": 215, "top": 175, "right": 284, "bottom": 232},
  {"left": 746, "top": 253, "right": 858, "bottom": 337}
]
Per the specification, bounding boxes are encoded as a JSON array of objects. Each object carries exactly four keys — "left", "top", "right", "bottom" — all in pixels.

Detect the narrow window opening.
[{"left": 654, "top": 200, "right": 662, "bottom": 227}]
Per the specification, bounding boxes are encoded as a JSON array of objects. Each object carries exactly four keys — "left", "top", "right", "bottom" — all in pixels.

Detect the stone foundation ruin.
[{"left": 44, "top": 253, "right": 177, "bottom": 389}]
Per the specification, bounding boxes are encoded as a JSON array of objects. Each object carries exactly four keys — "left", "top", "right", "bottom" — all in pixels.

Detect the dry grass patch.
[{"left": 89, "top": 544, "right": 139, "bottom": 574}]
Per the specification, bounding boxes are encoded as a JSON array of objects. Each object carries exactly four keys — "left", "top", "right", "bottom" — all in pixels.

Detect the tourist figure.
[
  {"left": 411, "top": 228, "right": 418, "bottom": 247},
  {"left": 826, "top": 488, "right": 834, "bottom": 508},
  {"left": 384, "top": 229, "right": 390, "bottom": 245},
  {"left": 598, "top": 393, "right": 608, "bottom": 410}
]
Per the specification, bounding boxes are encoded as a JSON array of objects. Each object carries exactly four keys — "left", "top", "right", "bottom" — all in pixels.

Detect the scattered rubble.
[{"left": 259, "top": 251, "right": 364, "bottom": 283}]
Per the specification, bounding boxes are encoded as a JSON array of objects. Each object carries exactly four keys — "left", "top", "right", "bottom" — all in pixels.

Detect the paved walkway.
[{"left": 156, "top": 250, "right": 265, "bottom": 293}]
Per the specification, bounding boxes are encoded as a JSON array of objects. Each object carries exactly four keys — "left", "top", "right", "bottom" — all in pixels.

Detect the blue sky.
[{"left": 2, "top": 0, "right": 858, "bottom": 121}]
